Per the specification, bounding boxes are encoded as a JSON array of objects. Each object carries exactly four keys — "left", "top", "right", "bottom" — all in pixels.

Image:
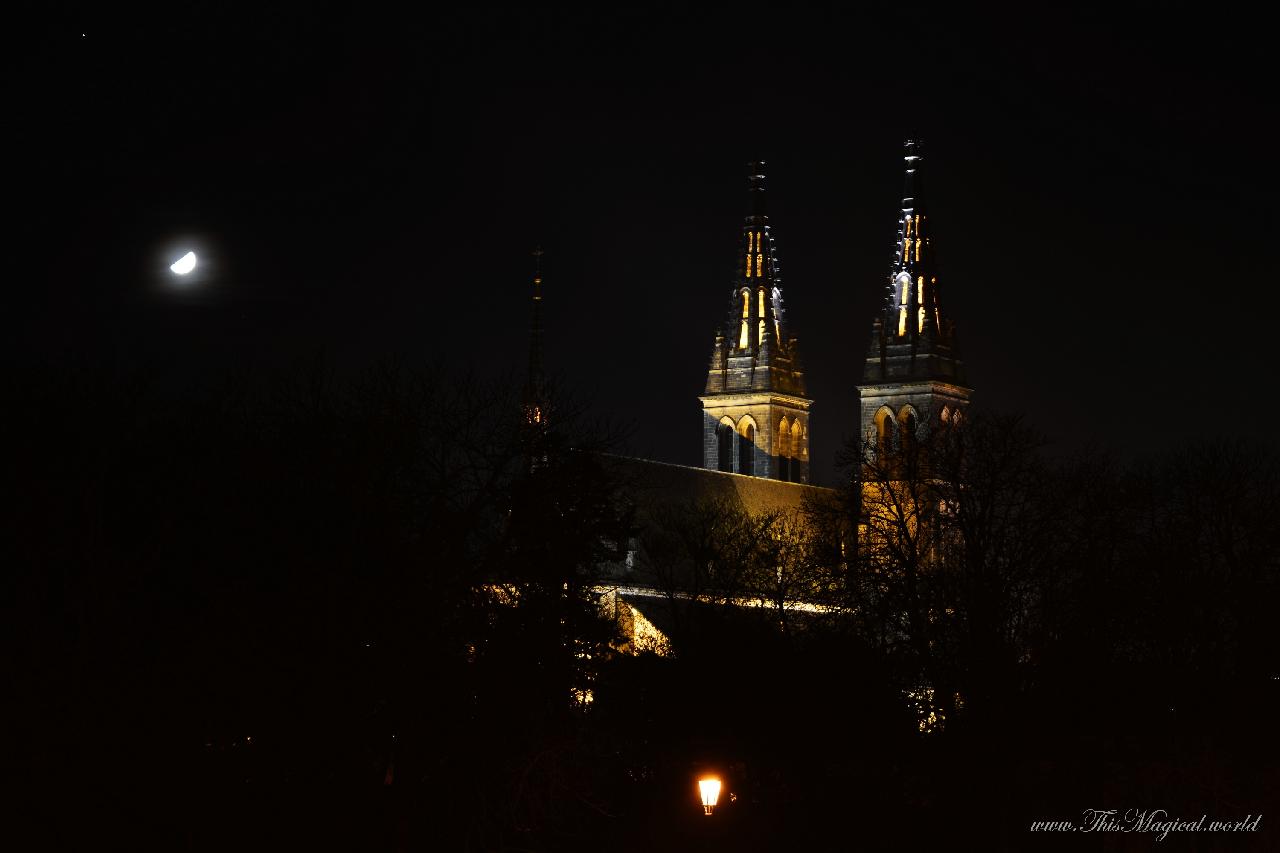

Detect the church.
[
  {"left": 698, "top": 140, "right": 969, "bottom": 484},
  {"left": 528, "top": 141, "right": 973, "bottom": 655}
]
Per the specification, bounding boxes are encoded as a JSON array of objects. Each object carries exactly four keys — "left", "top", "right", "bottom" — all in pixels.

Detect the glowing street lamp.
[{"left": 697, "top": 776, "right": 721, "bottom": 815}]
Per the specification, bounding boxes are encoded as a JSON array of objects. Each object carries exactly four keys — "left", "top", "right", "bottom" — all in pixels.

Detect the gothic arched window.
[
  {"left": 738, "top": 418, "right": 756, "bottom": 476},
  {"left": 778, "top": 417, "right": 791, "bottom": 482},
  {"left": 716, "top": 420, "right": 734, "bottom": 472},
  {"left": 901, "top": 410, "right": 918, "bottom": 454},
  {"left": 876, "top": 408, "right": 896, "bottom": 458}
]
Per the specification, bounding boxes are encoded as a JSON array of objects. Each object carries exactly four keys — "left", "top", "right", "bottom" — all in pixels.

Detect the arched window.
[
  {"left": 901, "top": 409, "right": 918, "bottom": 454},
  {"left": 738, "top": 417, "right": 756, "bottom": 476},
  {"left": 940, "top": 406, "right": 951, "bottom": 425},
  {"left": 716, "top": 420, "right": 734, "bottom": 472},
  {"left": 778, "top": 417, "right": 791, "bottom": 482},
  {"left": 876, "top": 408, "right": 896, "bottom": 458},
  {"left": 791, "top": 419, "right": 804, "bottom": 480}
]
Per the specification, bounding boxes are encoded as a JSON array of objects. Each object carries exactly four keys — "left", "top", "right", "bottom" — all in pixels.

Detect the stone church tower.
[
  {"left": 858, "top": 140, "right": 971, "bottom": 454},
  {"left": 700, "top": 163, "right": 812, "bottom": 483}
]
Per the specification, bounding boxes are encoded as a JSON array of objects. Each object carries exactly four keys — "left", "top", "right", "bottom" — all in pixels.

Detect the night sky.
[{"left": 16, "top": 7, "right": 1274, "bottom": 485}]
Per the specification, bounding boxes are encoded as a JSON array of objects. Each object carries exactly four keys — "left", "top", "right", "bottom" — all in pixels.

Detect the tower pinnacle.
[{"left": 747, "top": 160, "right": 768, "bottom": 225}]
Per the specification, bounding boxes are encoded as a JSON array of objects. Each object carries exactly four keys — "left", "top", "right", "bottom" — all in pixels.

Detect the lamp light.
[{"left": 698, "top": 776, "right": 721, "bottom": 815}]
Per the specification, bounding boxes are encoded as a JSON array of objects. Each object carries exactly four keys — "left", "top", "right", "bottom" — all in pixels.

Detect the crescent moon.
[{"left": 170, "top": 251, "right": 197, "bottom": 275}]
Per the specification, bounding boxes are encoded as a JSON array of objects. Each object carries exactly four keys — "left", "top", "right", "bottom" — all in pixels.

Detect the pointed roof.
[
  {"left": 863, "top": 140, "right": 966, "bottom": 386},
  {"left": 704, "top": 163, "right": 807, "bottom": 399}
]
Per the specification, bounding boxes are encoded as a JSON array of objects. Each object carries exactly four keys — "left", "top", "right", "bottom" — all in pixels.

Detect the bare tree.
[{"left": 847, "top": 410, "right": 1056, "bottom": 731}]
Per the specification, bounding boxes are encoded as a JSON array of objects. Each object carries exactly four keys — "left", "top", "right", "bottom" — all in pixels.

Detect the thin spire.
[
  {"left": 740, "top": 161, "right": 781, "bottom": 292},
  {"left": 863, "top": 139, "right": 964, "bottom": 385},
  {"left": 524, "top": 246, "right": 547, "bottom": 425},
  {"left": 902, "top": 138, "right": 923, "bottom": 212}
]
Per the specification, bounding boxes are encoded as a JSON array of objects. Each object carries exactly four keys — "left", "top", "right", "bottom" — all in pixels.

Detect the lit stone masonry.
[
  {"left": 857, "top": 140, "right": 971, "bottom": 454},
  {"left": 701, "top": 162, "right": 813, "bottom": 484}
]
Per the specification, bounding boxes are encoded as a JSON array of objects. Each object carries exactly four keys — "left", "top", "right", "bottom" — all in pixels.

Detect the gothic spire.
[
  {"left": 882, "top": 140, "right": 946, "bottom": 340},
  {"left": 706, "top": 162, "right": 806, "bottom": 396},
  {"left": 863, "top": 139, "right": 966, "bottom": 387},
  {"left": 523, "top": 247, "right": 548, "bottom": 428}
]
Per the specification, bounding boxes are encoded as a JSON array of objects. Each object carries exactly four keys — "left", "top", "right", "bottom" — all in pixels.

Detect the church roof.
[{"left": 600, "top": 453, "right": 833, "bottom": 518}]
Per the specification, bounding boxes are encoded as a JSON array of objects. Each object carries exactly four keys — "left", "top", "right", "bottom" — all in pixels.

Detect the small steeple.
[{"left": 523, "top": 247, "right": 548, "bottom": 430}]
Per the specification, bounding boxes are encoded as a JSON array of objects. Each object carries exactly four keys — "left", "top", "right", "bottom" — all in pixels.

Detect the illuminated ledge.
[
  {"left": 699, "top": 393, "right": 813, "bottom": 409},
  {"left": 598, "top": 583, "right": 839, "bottom": 615},
  {"left": 857, "top": 380, "right": 970, "bottom": 399}
]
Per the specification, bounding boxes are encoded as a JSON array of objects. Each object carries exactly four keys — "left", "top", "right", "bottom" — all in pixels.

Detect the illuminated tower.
[
  {"left": 858, "top": 140, "right": 970, "bottom": 456},
  {"left": 700, "top": 163, "right": 811, "bottom": 483}
]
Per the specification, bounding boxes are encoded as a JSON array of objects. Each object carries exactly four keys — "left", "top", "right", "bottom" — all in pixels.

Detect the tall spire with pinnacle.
[
  {"left": 523, "top": 247, "right": 548, "bottom": 430},
  {"left": 700, "top": 162, "right": 812, "bottom": 483},
  {"left": 858, "top": 140, "right": 970, "bottom": 452},
  {"left": 712, "top": 161, "right": 799, "bottom": 373},
  {"left": 865, "top": 139, "right": 965, "bottom": 382}
]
